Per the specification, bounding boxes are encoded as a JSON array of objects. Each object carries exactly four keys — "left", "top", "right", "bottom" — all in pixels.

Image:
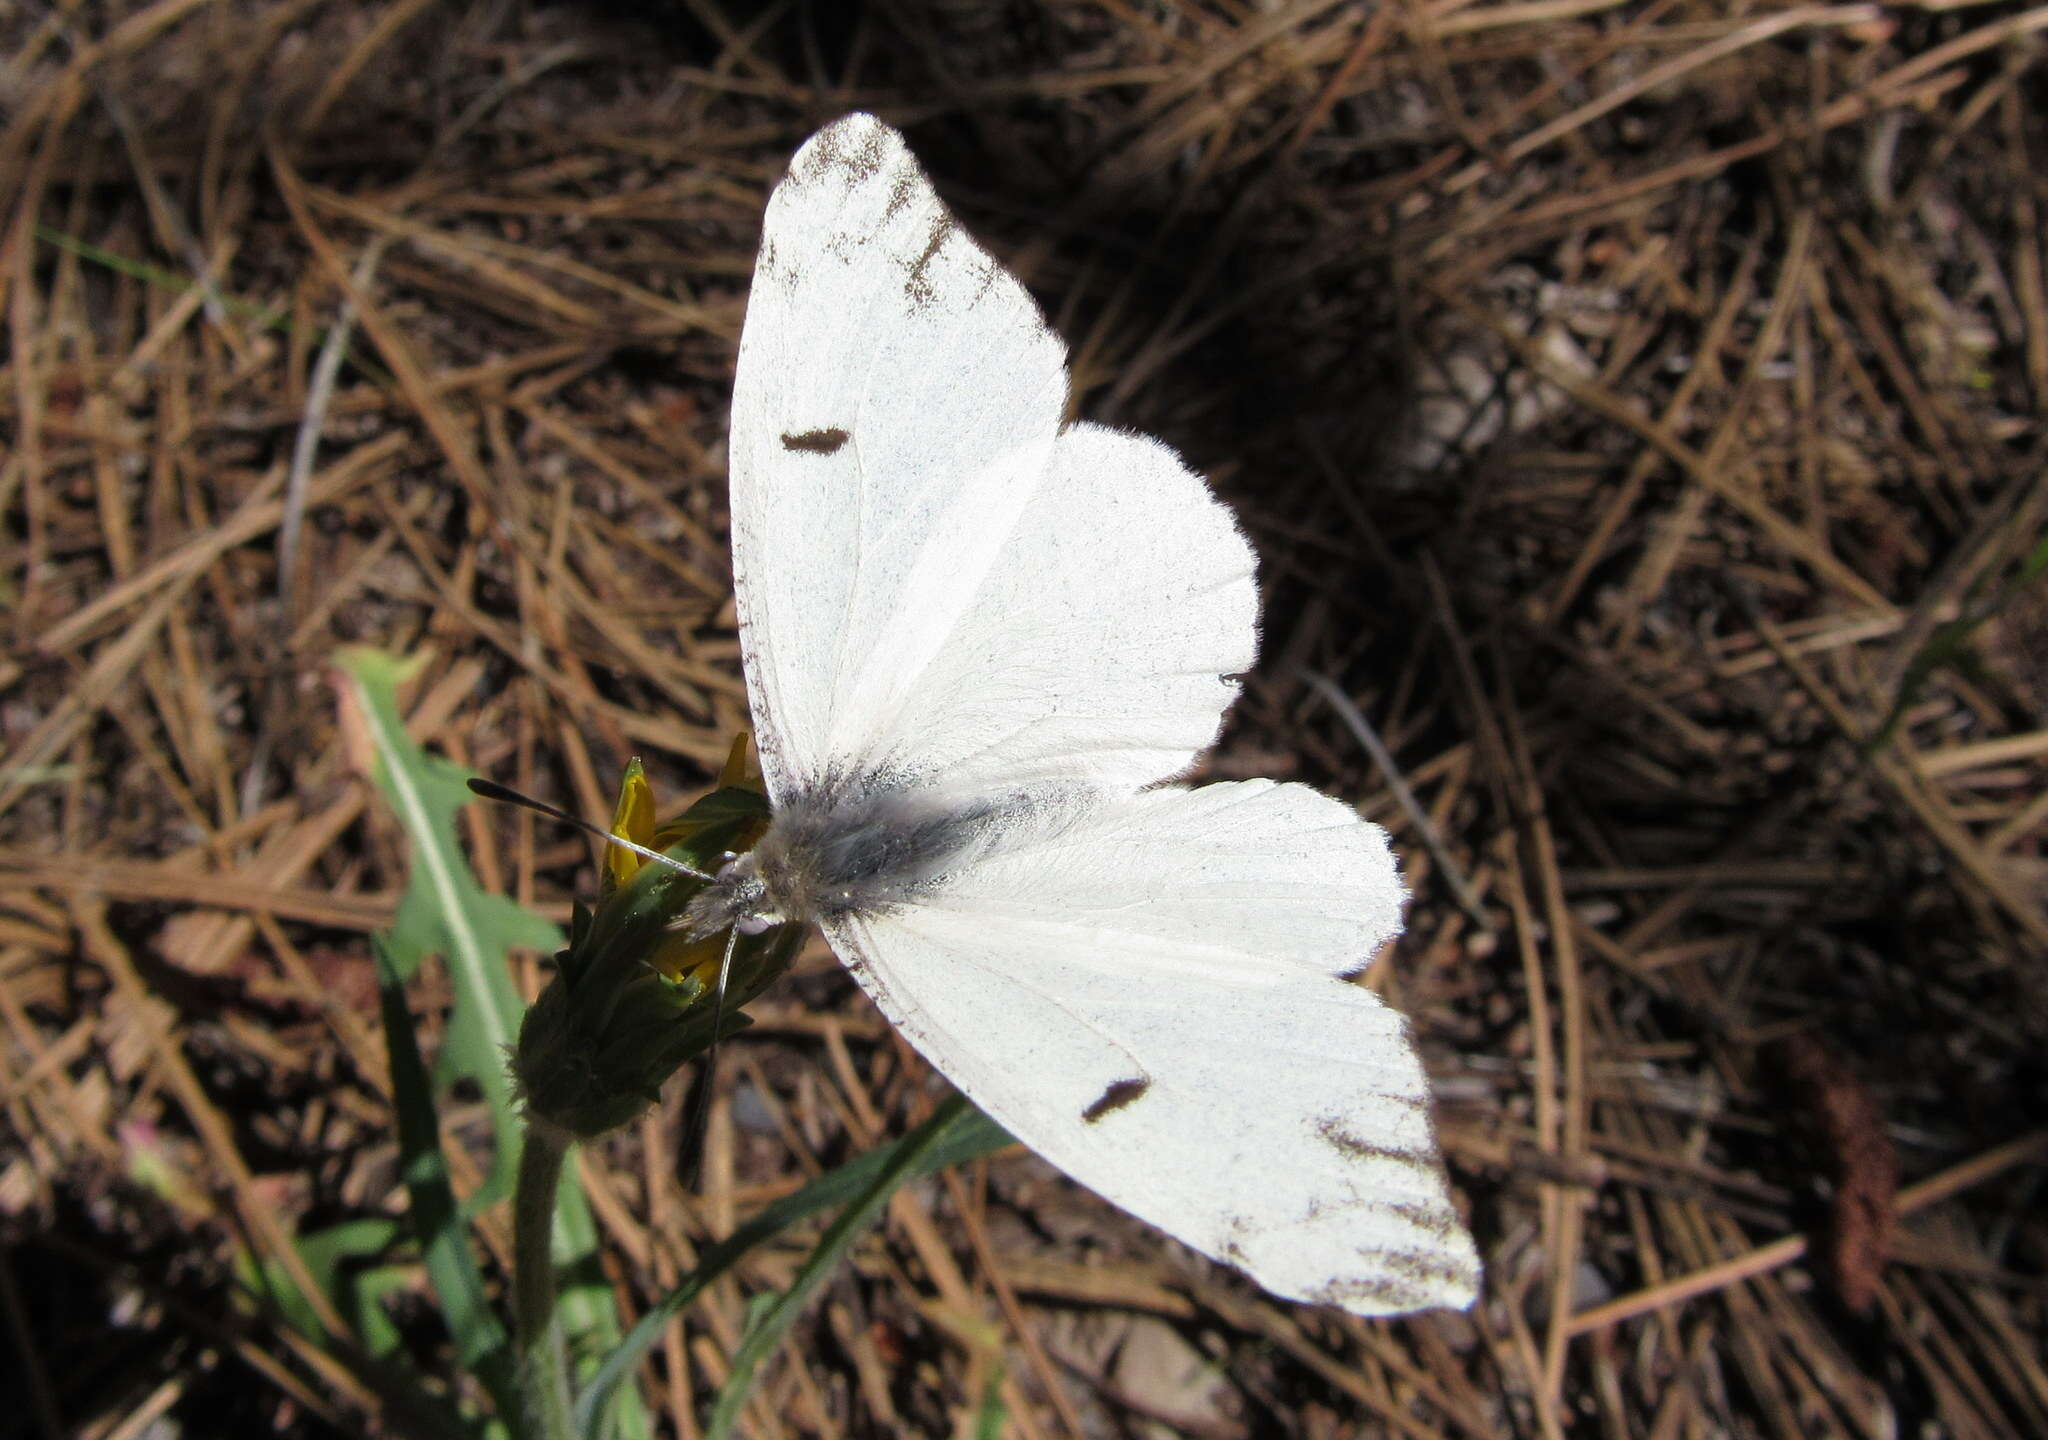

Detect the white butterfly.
[{"left": 689, "top": 114, "right": 1480, "bottom": 1316}]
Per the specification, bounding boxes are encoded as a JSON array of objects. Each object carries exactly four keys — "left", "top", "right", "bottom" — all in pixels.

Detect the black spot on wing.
[
  {"left": 1082, "top": 1077, "right": 1151, "bottom": 1124},
  {"left": 781, "top": 427, "right": 849, "bottom": 455}
]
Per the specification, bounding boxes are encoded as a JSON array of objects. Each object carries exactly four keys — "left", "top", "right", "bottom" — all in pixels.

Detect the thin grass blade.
[
  {"left": 376, "top": 935, "right": 517, "bottom": 1404},
  {"left": 574, "top": 1096, "right": 1012, "bottom": 1439}
]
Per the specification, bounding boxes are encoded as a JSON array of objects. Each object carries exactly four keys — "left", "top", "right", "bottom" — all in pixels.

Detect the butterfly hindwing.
[{"left": 826, "top": 781, "right": 1478, "bottom": 1315}]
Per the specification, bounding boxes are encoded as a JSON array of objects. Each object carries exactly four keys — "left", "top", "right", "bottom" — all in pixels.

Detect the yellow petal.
[
  {"left": 717, "top": 731, "right": 766, "bottom": 795},
  {"left": 648, "top": 928, "right": 728, "bottom": 986},
  {"left": 604, "top": 757, "right": 657, "bottom": 893}
]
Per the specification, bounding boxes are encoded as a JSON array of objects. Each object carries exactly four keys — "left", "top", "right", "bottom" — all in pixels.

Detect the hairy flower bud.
[{"left": 513, "top": 747, "right": 802, "bottom": 1138}]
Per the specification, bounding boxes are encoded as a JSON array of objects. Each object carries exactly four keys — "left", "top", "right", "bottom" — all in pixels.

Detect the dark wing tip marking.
[
  {"left": 781, "top": 427, "right": 850, "bottom": 455},
  {"left": 1383, "top": 1197, "right": 1463, "bottom": 1246},
  {"left": 1308, "top": 1238, "right": 1479, "bottom": 1313},
  {"left": 1082, "top": 1076, "right": 1151, "bottom": 1124},
  {"left": 1315, "top": 1113, "right": 1429, "bottom": 1168},
  {"left": 884, "top": 168, "right": 920, "bottom": 221},
  {"left": 1310, "top": 1249, "right": 1476, "bottom": 1313},
  {"left": 904, "top": 213, "right": 957, "bottom": 309},
  {"left": 792, "top": 114, "right": 892, "bottom": 190}
]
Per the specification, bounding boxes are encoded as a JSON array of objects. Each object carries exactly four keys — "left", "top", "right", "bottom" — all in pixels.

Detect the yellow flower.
[{"left": 512, "top": 739, "right": 796, "bottom": 1138}]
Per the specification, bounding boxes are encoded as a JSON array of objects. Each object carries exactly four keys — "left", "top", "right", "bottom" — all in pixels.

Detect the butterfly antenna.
[
  {"left": 466, "top": 777, "right": 715, "bottom": 881},
  {"left": 680, "top": 924, "right": 742, "bottom": 1189}
]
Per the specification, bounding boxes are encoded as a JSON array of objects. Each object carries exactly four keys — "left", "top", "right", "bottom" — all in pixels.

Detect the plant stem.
[{"left": 514, "top": 1119, "right": 576, "bottom": 1440}]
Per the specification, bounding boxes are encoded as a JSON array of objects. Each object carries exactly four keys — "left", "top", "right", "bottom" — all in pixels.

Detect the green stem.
[{"left": 513, "top": 1120, "right": 576, "bottom": 1440}]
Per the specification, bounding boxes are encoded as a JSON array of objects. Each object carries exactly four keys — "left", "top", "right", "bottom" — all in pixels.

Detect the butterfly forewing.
[
  {"left": 729, "top": 115, "right": 1067, "bottom": 804},
  {"left": 732, "top": 115, "right": 1258, "bottom": 806}
]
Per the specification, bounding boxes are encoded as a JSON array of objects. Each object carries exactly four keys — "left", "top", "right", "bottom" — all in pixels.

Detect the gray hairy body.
[{"left": 683, "top": 782, "right": 1077, "bottom": 939}]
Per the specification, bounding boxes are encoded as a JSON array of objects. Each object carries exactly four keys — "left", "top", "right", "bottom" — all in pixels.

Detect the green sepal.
[{"left": 513, "top": 783, "right": 801, "bottom": 1139}]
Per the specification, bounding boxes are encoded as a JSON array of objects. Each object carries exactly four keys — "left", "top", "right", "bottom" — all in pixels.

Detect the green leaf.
[
  {"left": 345, "top": 1265, "right": 412, "bottom": 1361},
  {"left": 293, "top": 1216, "right": 405, "bottom": 1278},
  {"left": 290, "top": 1217, "right": 408, "bottom": 1359},
  {"left": 574, "top": 1097, "right": 1013, "bottom": 1439},
  {"left": 972, "top": 1362, "right": 1009, "bottom": 1440},
  {"left": 220, "top": 1194, "right": 401, "bottom": 1353},
  {"left": 340, "top": 649, "right": 645, "bottom": 1438},
  {"left": 340, "top": 648, "right": 555, "bottom": 1205},
  {"left": 376, "top": 936, "right": 517, "bottom": 1401},
  {"left": 226, "top": 1194, "right": 488, "bottom": 1440}
]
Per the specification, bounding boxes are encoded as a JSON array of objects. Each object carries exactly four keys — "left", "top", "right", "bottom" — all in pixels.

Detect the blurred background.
[{"left": 2, "top": 1, "right": 2045, "bottom": 1436}]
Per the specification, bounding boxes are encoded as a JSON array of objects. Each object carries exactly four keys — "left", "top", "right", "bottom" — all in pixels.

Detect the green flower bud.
[{"left": 513, "top": 750, "right": 802, "bottom": 1138}]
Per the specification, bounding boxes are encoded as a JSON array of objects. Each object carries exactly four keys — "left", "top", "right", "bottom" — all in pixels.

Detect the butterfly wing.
[
  {"left": 737, "top": 117, "right": 1472, "bottom": 1314},
  {"left": 730, "top": 115, "right": 1256, "bottom": 806},
  {"left": 824, "top": 780, "right": 1480, "bottom": 1315}
]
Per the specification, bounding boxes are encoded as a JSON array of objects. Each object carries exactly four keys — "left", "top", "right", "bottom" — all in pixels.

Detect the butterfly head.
[{"left": 682, "top": 852, "right": 786, "bottom": 939}]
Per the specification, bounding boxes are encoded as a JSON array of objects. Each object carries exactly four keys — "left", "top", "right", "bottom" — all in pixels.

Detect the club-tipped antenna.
[{"left": 465, "top": 776, "right": 716, "bottom": 882}]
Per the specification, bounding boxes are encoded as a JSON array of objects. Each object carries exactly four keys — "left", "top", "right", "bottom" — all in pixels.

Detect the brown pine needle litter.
[{"left": 4, "top": 2, "right": 2046, "bottom": 1436}]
